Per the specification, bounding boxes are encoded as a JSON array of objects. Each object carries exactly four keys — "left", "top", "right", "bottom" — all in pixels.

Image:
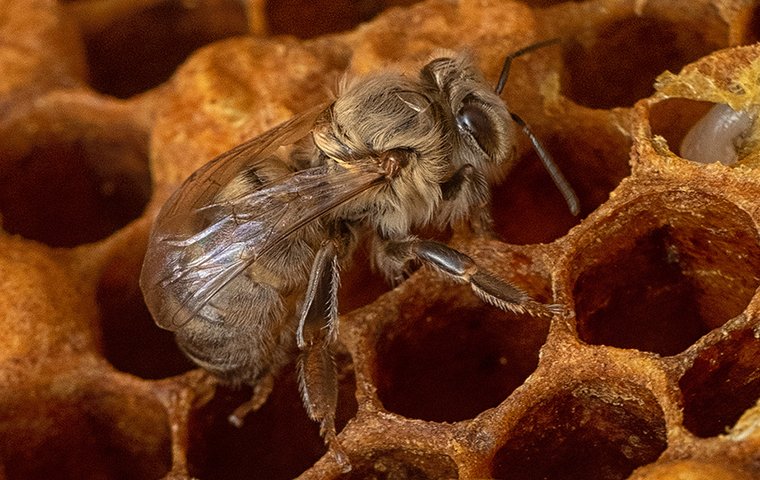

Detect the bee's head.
[{"left": 421, "top": 52, "right": 517, "bottom": 182}]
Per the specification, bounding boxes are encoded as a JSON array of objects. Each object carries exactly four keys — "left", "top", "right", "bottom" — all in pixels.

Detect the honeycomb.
[{"left": 1, "top": 0, "right": 760, "bottom": 478}]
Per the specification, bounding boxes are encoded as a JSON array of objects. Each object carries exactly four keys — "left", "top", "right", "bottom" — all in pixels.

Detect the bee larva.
[
  {"left": 140, "top": 39, "right": 578, "bottom": 469},
  {"left": 680, "top": 103, "right": 756, "bottom": 165}
]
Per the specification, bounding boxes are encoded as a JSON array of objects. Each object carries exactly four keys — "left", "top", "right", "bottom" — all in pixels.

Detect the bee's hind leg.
[
  {"left": 227, "top": 373, "right": 275, "bottom": 427},
  {"left": 296, "top": 239, "right": 350, "bottom": 471}
]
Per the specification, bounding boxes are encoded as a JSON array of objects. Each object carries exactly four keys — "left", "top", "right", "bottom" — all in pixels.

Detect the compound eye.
[{"left": 456, "top": 96, "right": 497, "bottom": 158}]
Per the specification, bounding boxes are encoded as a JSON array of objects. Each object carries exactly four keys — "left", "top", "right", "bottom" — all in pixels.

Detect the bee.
[{"left": 140, "top": 39, "right": 579, "bottom": 468}]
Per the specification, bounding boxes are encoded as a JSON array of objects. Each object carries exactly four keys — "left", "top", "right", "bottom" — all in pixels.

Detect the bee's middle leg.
[{"left": 296, "top": 239, "right": 349, "bottom": 469}]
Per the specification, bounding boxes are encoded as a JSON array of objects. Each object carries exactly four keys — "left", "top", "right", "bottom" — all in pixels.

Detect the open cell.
[
  {"left": 187, "top": 360, "right": 357, "bottom": 480},
  {"left": 561, "top": 15, "right": 723, "bottom": 109},
  {"left": 571, "top": 193, "right": 760, "bottom": 356},
  {"left": 0, "top": 384, "right": 171, "bottom": 480},
  {"left": 648, "top": 99, "right": 716, "bottom": 158},
  {"left": 492, "top": 147, "right": 581, "bottom": 245},
  {"left": 0, "top": 135, "right": 151, "bottom": 247},
  {"left": 680, "top": 327, "right": 760, "bottom": 438},
  {"left": 745, "top": 3, "right": 760, "bottom": 44},
  {"left": 491, "top": 381, "right": 667, "bottom": 480},
  {"left": 493, "top": 127, "right": 631, "bottom": 245},
  {"left": 96, "top": 243, "right": 196, "bottom": 379},
  {"left": 267, "top": 0, "right": 420, "bottom": 39},
  {"left": 73, "top": 0, "right": 248, "bottom": 98},
  {"left": 339, "top": 242, "right": 394, "bottom": 313},
  {"left": 98, "top": 288, "right": 195, "bottom": 380},
  {"left": 0, "top": 100, "right": 151, "bottom": 248},
  {"left": 650, "top": 98, "right": 755, "bottom": 166},
  {"left": 374, "top": 295, "right": 551, "bottom": 422}
]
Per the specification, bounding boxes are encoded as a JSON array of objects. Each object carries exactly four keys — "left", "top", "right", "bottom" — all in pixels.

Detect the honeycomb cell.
[
  {"left": 339, "top": 244, "right": 392, "bottom": 312},
  {"left": 650, "top": 98, "right": 757, "bottom": 166},
  {"left": 267, "top": 0, "right": 420, "bottom": 39},
  {"left": 492, "top": 149, "right": 580, "bottom": 244},
  {"left": 491, "top": 381, "right": 667, "bottom": 480},
  {"left": 71, "top": 0, "right": 248, "bottom": 98},
  {"left": 648, "top": 98, "right": 716, "bottom": 158},
  {"left": 561, "top": 15, "right": 723, "bottom": 109},
  {"left": 96, "top": 243, "right": 195, "bottom": 379},
  {"left": 571, "top": 193, "right": 760, "bottom": 356},
  {"left": 340, "top": 449, "right": 458, "bottom": 480},
  {"left": 0, "top": 380, "right": 171, "bottom": 480},
  {"left": 494, "top": 127, "right": 631, "bottom": 244},
  {"left": 0, "top": 96, "right": 151, "bottom": 247},
  {"left": 680, "top": 326, "right": 760, "bottom": 438},
  {"left": 746, "top": 3, "right": 760, "bottom": 44},
  {"left": 527, "top": 0, "right": 582, "bottom": 6},
  {"left": 375, "top": 293, "right": 550, "bottom": 422},
  {"left": 187, "top": 361, "right": 357, "bottom": 480}
]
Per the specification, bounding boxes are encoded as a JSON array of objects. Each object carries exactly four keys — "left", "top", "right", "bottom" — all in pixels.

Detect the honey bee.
[{"left": 140, "top": 39, "right": 578, "bottom": 468}]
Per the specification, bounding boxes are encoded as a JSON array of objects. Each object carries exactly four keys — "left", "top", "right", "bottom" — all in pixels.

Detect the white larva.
[{"left": 680, "top": 103, "right": 755, "bottom": 165}]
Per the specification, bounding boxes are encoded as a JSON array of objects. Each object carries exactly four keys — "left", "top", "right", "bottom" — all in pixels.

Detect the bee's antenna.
[
  {"left": 495, "top": 38, "right": 578, "bottom": 216},
  {"left": 511, "top": 112, "right": 580, "bottom": 216},
  {"left": 495, "top": 38, "right": 560, "bottom": 95}
]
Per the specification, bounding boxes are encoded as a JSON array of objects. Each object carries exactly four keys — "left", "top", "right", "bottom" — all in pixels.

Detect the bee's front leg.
[
  {"left": 296, "top": 239, "right": 350, "bottom": 471},
  {"left": 383, "top": 238, "right": 562, "bottom": 318},
  {"left": 440, "top": 164, "right": 494, "bottom": 233}
]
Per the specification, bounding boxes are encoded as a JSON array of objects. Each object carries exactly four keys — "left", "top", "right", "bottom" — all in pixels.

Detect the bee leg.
[
  {"left": 227, "top": 373, "right": 275, "bottom": 427},
  {"left": 296, "top": 240, "right": 350, "bottom": 471},
  {"left": 385, "top": 238, "right": 563, "bottom": 318},
  {"left": 440, "top": 164, "right": 494, "bottom": 233}
]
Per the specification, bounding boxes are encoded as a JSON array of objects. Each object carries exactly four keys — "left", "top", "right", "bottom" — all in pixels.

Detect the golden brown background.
[{"left": 1, "top": 0, "right": 759, "bottom": 479}]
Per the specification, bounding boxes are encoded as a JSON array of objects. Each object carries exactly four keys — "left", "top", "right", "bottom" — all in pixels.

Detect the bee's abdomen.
[{"left": 175, "top": 279, "right": 296, "bottom": 385}]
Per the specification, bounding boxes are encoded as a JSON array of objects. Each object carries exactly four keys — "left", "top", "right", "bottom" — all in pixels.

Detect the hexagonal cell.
[
  {"left": 0, "top": 96, "right": 151, "bottom": 247},
  {"left": 561, "top": 14, "right": 724, "bottom": 108},
  {"left": 70, "top": 0, "right": 248, "bottom": 98},
  {"left": 494, "top": 126, "right": 631, "bottom": 244},
  {"left": 97, "top": 242, "right": 196, "bottom": 379},
  {"left": 648, "top": 98, "right": 716, "bottom": 157},
  {"left": 680, "top": 326, "right": 760, "bottom": 438},
  {"left": 0, "top": 380, "right": 171, "bottom": 480},
  {"left": 339, "top": 243, "right": 393, "bottom": 313},
  {"left": 571, "top": 192, "right": 760, "bottom": 356},
  {"left": 187, "top": 361, "right": 357, "bottom": 479},
  {"left": 491, "top": 380, "right": 667, "bottom": 480},
  {"left": 339, "top": 448, "right": 458, "bottom": 480},
  {"left": 745, "top": 3, "right": 760, "bottom": 44},
  {"left": 374, "top": 289, "right": 551, "bottom": 422},
  {"left": 492, "top": 151, "right": 580, "bottom": 244},
  {"left": 267, "top": 0, "right": 420, "bottom": 38},
  {"left": 649, "top": 98, "right": 758, "bottom": 166}
]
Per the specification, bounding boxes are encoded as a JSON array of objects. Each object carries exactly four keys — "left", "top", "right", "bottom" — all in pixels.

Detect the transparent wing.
[
  {"left": 162, "top": 102, "right": 331, "bottom": 221},
  {"left": 140, "top": 105, "right": 386, "bottom": 329}
]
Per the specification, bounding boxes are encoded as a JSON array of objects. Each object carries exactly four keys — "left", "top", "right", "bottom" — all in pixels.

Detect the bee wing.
[
  {"left": 162, "top": 102, "right": 331, "bottom": 220},
  {"left": 140, "top": 105, "right": 386, "bottom": 329}
]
